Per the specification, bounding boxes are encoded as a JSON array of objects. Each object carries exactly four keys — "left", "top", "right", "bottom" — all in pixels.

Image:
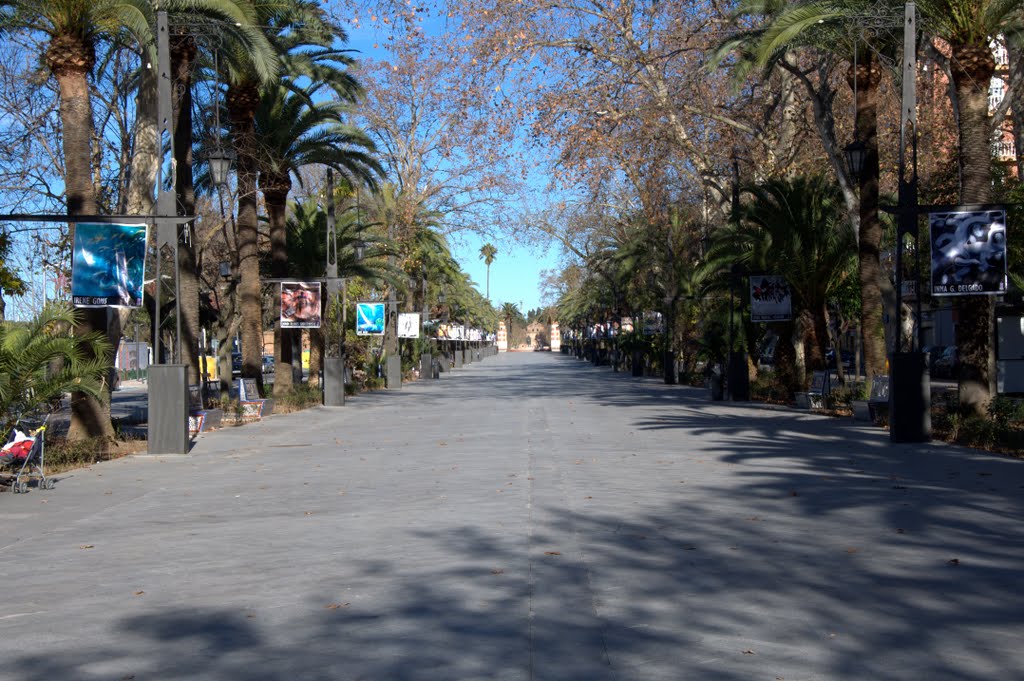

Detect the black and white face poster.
[{"left": 929, "top": 209, "right": 1007, "bottom": 296}]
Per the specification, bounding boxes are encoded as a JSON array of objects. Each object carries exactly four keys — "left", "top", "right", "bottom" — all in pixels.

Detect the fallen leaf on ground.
[
  {"left": 742, "top": 649, "right": 755, "bottom": 654},
  {"left": 491, "top": 568, "right": 504, "bottom": 574},
  {"left": 948, "top": 558, "right": 960, "bottom": 566},
  {"left": 325, "top": 603, "right": 350, "bottom": 610},
  {"left": 79, "top": 544, "right": 94, "bottom": 549},
  {"left": 544, "top": 551, "right": 561, "bottom": 556},
  {"left": 134, "top": 591, "right": 145, "bottom": 596}
]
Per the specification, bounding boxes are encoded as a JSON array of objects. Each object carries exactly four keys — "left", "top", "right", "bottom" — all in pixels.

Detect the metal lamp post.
[{"left": 889, "top": 2, "right": 930, "bottom": 442}]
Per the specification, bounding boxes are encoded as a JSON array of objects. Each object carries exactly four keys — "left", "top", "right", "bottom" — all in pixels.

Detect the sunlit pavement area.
[{"left": 2, "top": 351, "right": 1022, "bottom": 681}]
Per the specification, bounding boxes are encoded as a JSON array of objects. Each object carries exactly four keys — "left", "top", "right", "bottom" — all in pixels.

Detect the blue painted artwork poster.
[{"left": 71, "top": 222, "right": 148, "bottom": 307}]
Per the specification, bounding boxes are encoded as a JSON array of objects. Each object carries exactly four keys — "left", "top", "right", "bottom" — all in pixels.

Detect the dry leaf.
[
  {"left": 304, "top": 511, "right": 313, "bottom": 516},
  {"left": 133, "top": 591, "right": 145, "bottom": 596},
  {"left": 846, "top": 548, "right": 859, "bottom": 554},
  {"left": 948, "top": 558, "right": 960, "bottom": 566},
  {"left": 491, "top": 568, "right": 504, "bottom": 575},
  {"left": 544, "top": 551, "right": 561, "bottom": 556},
  {"left": 325, "top": 603, "right": 350, "bottom": 610},
  {"left": 79, "top": 544, "right": 94, "bottom": 549},
  {"left": 742, "top": 649, "right": 755, "bottom": 655}
]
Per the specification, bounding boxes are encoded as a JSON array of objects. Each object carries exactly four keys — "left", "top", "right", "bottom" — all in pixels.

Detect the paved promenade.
[{"left": 2, "top": 352, "right": 1023, "bottom": 681}]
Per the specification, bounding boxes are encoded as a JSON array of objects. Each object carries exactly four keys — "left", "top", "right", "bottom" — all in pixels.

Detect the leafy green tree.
[
  {"left": 717, "top": 0, "right": 892, "bottom": 387},
  {"left": 0, "top": 303, "right": 109, "bottom": 433},
  {"left": 710, "top": 175, "right": 855, "bottom": 388}
]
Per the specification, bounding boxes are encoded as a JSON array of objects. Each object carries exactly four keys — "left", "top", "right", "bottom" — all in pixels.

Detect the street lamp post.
[{"left": 889, "top": 2, "right": 930, "bottom": 442}]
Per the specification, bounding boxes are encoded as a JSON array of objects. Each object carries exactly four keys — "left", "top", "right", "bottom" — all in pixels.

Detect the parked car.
[
  {"left": 231, "top": 353, "right": 242, "bottom": 376},
  {"left": 262, "top": 355, "right": 275, "bottom": 374},
  {"left": 932, "top": 346, "right": 959, "bottom": 378}
]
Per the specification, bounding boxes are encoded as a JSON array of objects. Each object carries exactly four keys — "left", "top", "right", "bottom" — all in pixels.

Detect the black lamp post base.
[{"left": 889, "top": 351, "right": 931, "bottom": 442}]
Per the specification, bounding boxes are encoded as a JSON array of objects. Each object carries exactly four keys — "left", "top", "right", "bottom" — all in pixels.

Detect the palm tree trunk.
[
  {"left": 853, "top": 54, "right": 886, "bottom": 385},
  {"left": 171, "top": 32, "right": 201, "bottom": 387},
  {"left": 951, "top": 43, "right": 996, "bottom": 416},
  {"left": 52, "top": 49, "right": 115, "bottom": 442},
  {"left": 265, "top": 187, "right": 294, "bottom": 393}
]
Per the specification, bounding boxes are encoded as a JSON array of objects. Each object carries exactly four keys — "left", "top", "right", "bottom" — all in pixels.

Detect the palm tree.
[
  {"left": 222, "top": 0, "right": 346, "bottom": 396},
  {"left": 165, "top": 7, "right": 276, "bottom": 389},
  {"left": 916, "top": 0, "right": 1024, "bottom": 415},
  {"left": 0, "top": 303, "right": 110, "bottom": 433},
  {"left": 716, "top": 0, "right": 892, "bottom": 389},
  {"left": 479, "top": 243, "right": 497, "bottom": 300},
  {"left": 501, "top": 302, "right": 519, "bottom": 347},
  {"left": 254, "top": 82, "right": 381, "bottom": 391},
  {"left": 0, "top": 0, "right": 156, "bottom": 441},
  {"left": 710, "top": 175, "right": 856, "bottom": 389}
]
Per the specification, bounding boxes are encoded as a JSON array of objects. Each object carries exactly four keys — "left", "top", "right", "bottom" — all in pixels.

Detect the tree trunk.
[
  {"left": 172, "top": 33, "right": 201, "bottom": 387},
  {"left": 1009, "top": 41, "right": 1024, "bottom": 180},
  {"left": 264, "top": 185, "right": 294, "bottom": 393},
  {"left": 851, "top": 54, "right": 887, "bottom": 386},
  {"left": 50, "top": 44, "right": 116, "bottom": 443},
  {"left": 309, "top": 326, "right": 323, "bottom": 388},
  {"left": 951, "top": 43, "right": 996, "bottom": 416},
  {"left": 229, "top": 85, "right": 265, "bottom": 397}
]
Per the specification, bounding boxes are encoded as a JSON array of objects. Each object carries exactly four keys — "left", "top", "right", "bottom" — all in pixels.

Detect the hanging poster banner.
[
  {"left": 929, "top": 208, "right": 1007, "bottom": 296},
  {"left": 71, "top": 222, "right": 148, "bottom": 307},
  {"left": 280, "top": 281, "right": 322, "bottom": 328},
  {"left": 643, "top": 312, "right": 663, "bottom": 335},
  {"left": 398, "top": 312, "right": 420, "bottom": 338},
  {"left": 355, "top": 302, "right": 385, "bottom": 335},
  {"left": 750, "top": 275, "right": 793, "bottom": 322}
]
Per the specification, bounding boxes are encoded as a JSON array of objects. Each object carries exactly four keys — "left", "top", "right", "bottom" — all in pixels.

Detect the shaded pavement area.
[{"left": 1, "top": 352, "right": 1022, "bottom": 680}]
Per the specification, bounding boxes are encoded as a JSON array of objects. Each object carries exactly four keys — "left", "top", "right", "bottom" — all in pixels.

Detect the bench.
[{"left": 188, "top": 384, "right": 223, "bottom": 435}]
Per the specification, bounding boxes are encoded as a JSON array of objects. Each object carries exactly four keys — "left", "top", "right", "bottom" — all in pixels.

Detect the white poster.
[
  {"left": 398, "top": 312, "right": 420, "bottom": 339},
  {"left": 750, "top": 275, "right": 792, "bottom": 322}
]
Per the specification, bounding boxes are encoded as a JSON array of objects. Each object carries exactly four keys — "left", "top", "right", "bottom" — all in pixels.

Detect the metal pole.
[{"left": 889, "top": 1, "right": 930, "bottom": 442}]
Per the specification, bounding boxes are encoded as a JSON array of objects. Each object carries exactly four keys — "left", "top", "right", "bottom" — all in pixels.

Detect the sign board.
[
  {"left": 398, "top": 312, "right": 420, "bottom": 339},
  {"left": 750, "top": 275, "right": 792, "bottom": 322},
  {"left": 71, "top": 222, "right": 148, "bottom": 307},
  {"left": 929, "top": 208, "right": 1007, "bottom": 296},
  {"left": 355, "top": 302, "right": 385, "bottom": 335},
  {"left": 808, "top": 370, "right": 829, "bottom": 396},
  {"left": 281, "top": 281, "right": 322, "bottom": 328}
]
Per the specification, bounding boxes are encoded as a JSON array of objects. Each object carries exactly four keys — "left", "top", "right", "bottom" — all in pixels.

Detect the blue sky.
[{"left": 345, "top": 21, "right": 561, "bottom": 315}]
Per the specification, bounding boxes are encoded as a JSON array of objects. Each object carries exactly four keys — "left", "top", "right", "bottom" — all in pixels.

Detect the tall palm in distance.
[{"left": 479, "top": 243, "right": 497, "bottom": 300}]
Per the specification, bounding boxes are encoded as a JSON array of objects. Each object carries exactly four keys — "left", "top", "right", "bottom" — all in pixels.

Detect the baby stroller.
[{"left": 1, "top": 416, "right": 52, "bottom": 494}]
